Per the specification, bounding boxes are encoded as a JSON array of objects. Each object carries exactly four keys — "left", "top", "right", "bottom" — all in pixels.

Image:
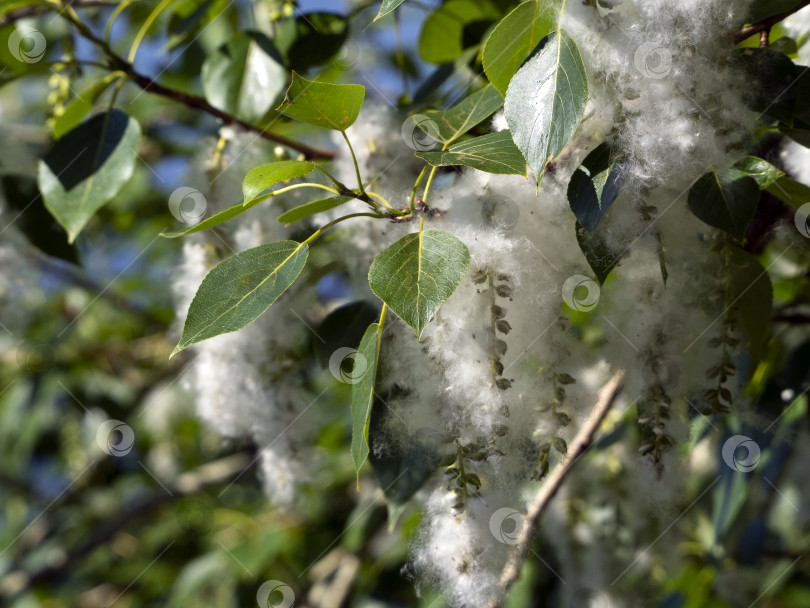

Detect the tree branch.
[
  {"left": 9, "top": 3, "right": 336, "bottom": 159},
  {"left": 487, "top": 371, "right": 626, "bottom": 607},
  {"left": 732, "top": 1, "right": 810, "bottom": 44}
]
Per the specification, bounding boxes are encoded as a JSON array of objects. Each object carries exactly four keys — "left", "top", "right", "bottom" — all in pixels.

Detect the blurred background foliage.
[{"left": 0, "top": 0, "right": 809, "bottom": 607}]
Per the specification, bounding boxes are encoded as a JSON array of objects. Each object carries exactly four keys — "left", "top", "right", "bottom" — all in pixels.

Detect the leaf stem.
[
  {"left": 367, "top": 191, "right": 395, "bottom": 210},
  {"left": 302, "top": 212, "right": 383, "bottom": 246},
  {"left": 410, "top": 166, "right": 428, "bottom": 212},
  {"left": 423, "top": 166, "right": 438, "bottom": 203},
  {"left": 128, "top": 0, "right": 174, "bottom": 63},
  {"left": 342, "top": 130, "right": 367, "bottom": 195}
]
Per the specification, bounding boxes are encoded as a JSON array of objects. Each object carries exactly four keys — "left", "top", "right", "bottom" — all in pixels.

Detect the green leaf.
[
  {"left": 278, "top": 195, "right": 354, "bottom": 224},
  {"left": 201, "top": 31, "right": 287, "bottom": 123},
  {"left": 746, "top": 0, "right": 808, "bottom": 23},
  {"left": 482, "top": 0, "right": 555, "bottom": 96},
  {"left": 276, "top": 71, "right": 365, "bottom": 131},
  {"left": 172, "top": 241, "right": 309, "bottom": 356},
  {"left": 242, "top": 160, "right": 315, "bottom": 205},
  {"left": 166, "top": 0, "right": 227, "bottom": 51},
  {"left": 418, "top": 84, "right": 504, "bottom": 145},
  {"left": 161, "top": 197, "right": 263, "bottom": 238},
  {"left": 368, "top": 408, "right": 438, "bottom": 528},
  {"left": 766, "top": 176, "right": 810, "bottom": 208},
  {"left": 351, "top": 317, "right": 385, "bottom": 481},
  {"left": 38, "top": 110, "right": 141, "bottom": 243},
  {"left": 732, "top": 157, "right": 785, "bottom": 189},
  {"left": 375, "top": 0, "right": 407, "bottom": 21},
  {"left": 53, "top": 73, "right": 121, "bottom": 140},
  {"left": 415, "top": 131, "right": 527, "bottom": 175},
  {"left": 687, "top": 169, "right": 760, "bottom": 240},
  {"left": 567, "top": 143, "right": 625, "bottom": 233},
  {"left": 368, "top": 229, "right": 470, "bottom": 339},
  {"left": 505, "top": 29, "right": 589, "bottom": 181},
  {"left": 274, "top": 12, "right": 350, "bottom": 73},
  {"left": 575, "top": 221, "right": 621, "bottom": 285},
  {"left": 418, "top": 0, "right": 500, "bottom": 65},
  {"left": 738, "top": 48, "right": 799, "bottom": 126},
  {"left": 727, "top": 247, "right": 773, "bottom": 365}
]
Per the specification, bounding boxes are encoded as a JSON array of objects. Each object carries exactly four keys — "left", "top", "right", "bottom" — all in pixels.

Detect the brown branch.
[
  {"left": 487, "top": 371, "right": 626, "bottom": 608},
  {"left": 0, "top": 1, "right": 117, "bottom": 27},
  {"left": 732, "top": 1, "right": 810, "bottom": 44},
  {"left": 10, "top": 3, "right": 336, "bottom": 160}
]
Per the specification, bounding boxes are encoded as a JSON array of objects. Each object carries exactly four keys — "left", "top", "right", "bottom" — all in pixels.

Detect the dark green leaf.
[
  {"left": 276, "top": 71, "right": 365, "bottom": 131},
  {"left": 414, "top": 131, "right": 527, "bottom": 175},
  {"left": 738, "top": 48, "right": 799, "bottom": 126},
  {"left": 161, "top": 197, "right": 263, "bottom": 239},
  {"left": 274, "top": 12, "right": 350, "bottom": 73},
  {"left": 172, "top": 241, "right": 309, "bottom": 356},
  {"left": 567, "top": 143, "right": 626, "bottom": 233},
  {"left": 166, "top": 0, "right": 227, "bottom": 51},
  {"left": 351, "top": 318, "right": 384, "bottom": 481},
  {"left": 575, "top": 221, "right": 622, "bottom": 284},
  {"left": 687, "top": 169, "right": 760, "bottom": 240},
  {"left": 727, "top": 247, "right": 773, "bottom": 365},
  {"left": 38, "top": 110, "right": 141, "bottom": 243},
  {"left": 505, "top": 30, "right": 589, "bottom": 181},
  {"left": 201, "top": 32, "right": 286, "bottom": 123},
  {"left": 368, "top": 230, "right": 470, "bottom": 339},
  {"left": 746, "top": 0, "right": 808, "bottom": 23},
  {"left": 242, "top": 160, "right": 315, "bottom": 205},
  {"left": 278, "top": 195, "right": 354, "bottom": 224},
  {"left": 418, "top": 0, "right": 500, "bottom": 65},
  {"left": 765, "top": 175, "right": 810, "bottom": 209},
  {"left": 53, "top": 73, "right": 120, "bottom": 140},
  {"left": 315, "top": 301, "right": 380, "bottom": 366},
  {"left": 732, "top": 157, "right": 785, "bottom": 189},
  {"left": 482, "top": 0, "right": 555, "bottom": 96},
  {"left": 418, "top": 84, "right": 503, "bottom": 144}
]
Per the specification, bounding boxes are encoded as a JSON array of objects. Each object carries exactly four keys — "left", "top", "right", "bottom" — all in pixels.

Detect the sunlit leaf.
[
  {"left": 415, "top": 131, "right": 526, "bottom": 175},
  {"left": 276, "top": 71, "right": 365, "bottom": 131}
]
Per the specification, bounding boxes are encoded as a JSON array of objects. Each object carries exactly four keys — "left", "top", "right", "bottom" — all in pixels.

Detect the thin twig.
[
  {"left": 732, "top": 1, "right": 810, "bottom": 44},
  {"left": 487, "top": 371, "right": 626, "bottom": 607}
]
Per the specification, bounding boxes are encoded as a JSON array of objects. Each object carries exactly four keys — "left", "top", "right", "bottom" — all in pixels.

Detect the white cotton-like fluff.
[
  {"left": 784, "top": 5, "right": 810, "bottom": 66},
  {"left": 781, "top": 140, "right": 810, "bottom": 186}
]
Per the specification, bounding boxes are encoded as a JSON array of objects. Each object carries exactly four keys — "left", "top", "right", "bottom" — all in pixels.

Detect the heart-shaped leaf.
[
  {"left": 351, "top": 314, "right": 385, "bottom": 482},
  {"left": 415, "top": 131, "right": 527, "bottom": 175},
  {"left": 482, "top": 0, "right": 555, "bottom": 96},
  {"left": 688, "top": 169, "right": 760, "bottom": 240},
  {"left": 242, "top": 160, "right": 315, "bottom": 205},
  {"left": 567, "top": 143, "right": 625, "bottom": 233},
  {"left": 38, "top": 110, "right": 141, "bottom": 243},
  {"left": 172, "top": 241, "right": 309, "bottom": 356},
  {"left": 575, "top": 221, "right": 622, "bottom": 285},
  {"left": 276, "top": 71, "right": 365, "bottom": 131},
  {"left": 368, "top": 229, "right": 470, "bottom": 339},
  {"left": 505, "top": 29, "right": 589, "bottom": 181}
]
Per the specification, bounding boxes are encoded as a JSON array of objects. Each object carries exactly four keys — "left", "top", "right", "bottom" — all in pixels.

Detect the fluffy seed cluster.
[{"left": 171, "top": 0, "right": 795, "bottom": 605}]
